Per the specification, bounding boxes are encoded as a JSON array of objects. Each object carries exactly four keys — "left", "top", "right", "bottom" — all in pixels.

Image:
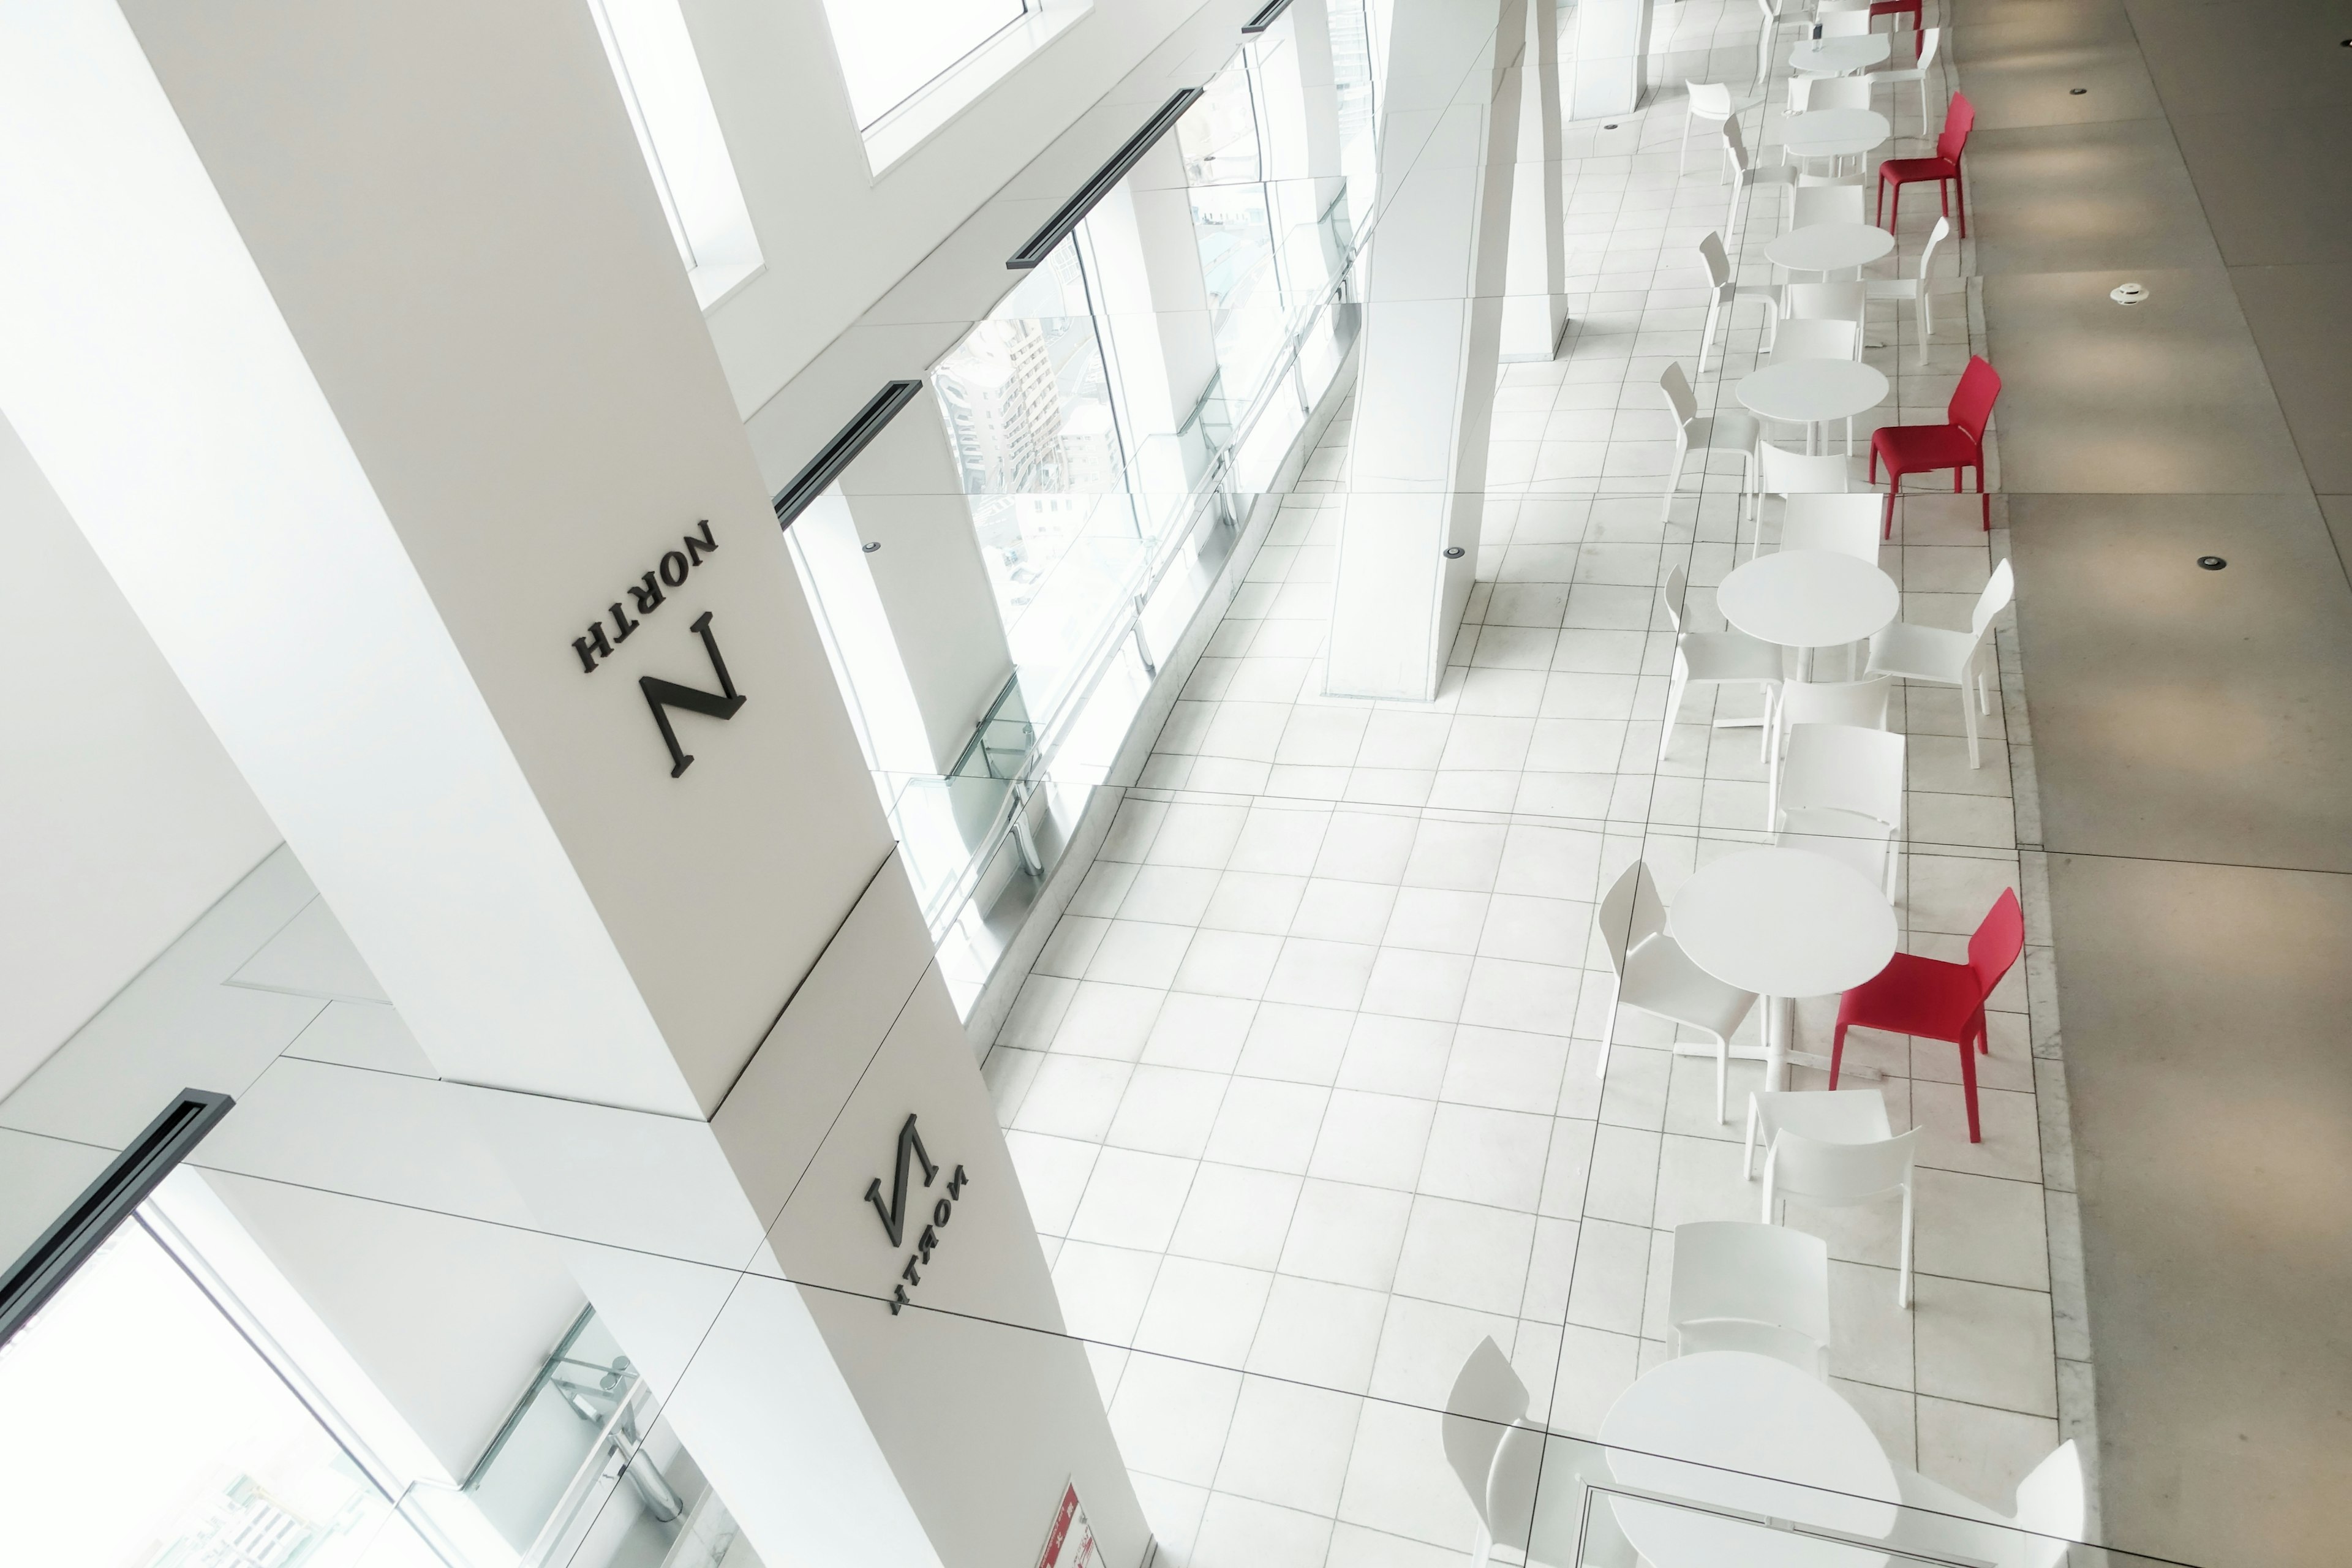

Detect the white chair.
[
  {"left": 1773, "top": 722, "right": 1905, "bottom": 895},
  {"left": 1765, "top": 317, "right": 1858, "bottom": 364},
  {"left": 1684, "top": 81, "right": 1737, "bottom": 177},
  {"left": 1697, "top": 231, "right": 1783, "bottom": 374},
  {"left": 1668, "top": 1220, "right": 1833, "bottom": 1379},
  {"left": 1762, "top": 320, "right": 1863, "bottom": 454},
  {"left": 1866, "top": 214, "right": 1952, "bottom": 363},
  {"left": 1659, "top": 361, "right": 1760, "bottom": 522},
  {"left": 1754, "top": 0, "right": 1786, "bottom": 87},
  {"left": 1790, "top": 181, "right": 1868, "bottom": 230},
  {"left": 1780, "top": 496, "right": 1882, "bottom": 560},
  {"left": 1722, "top": 120, "right": 1801, "bottom": 243},
  {"left": 1798, "top": 75, "right": 1874, "bottom": 113},
  {"left": 1596, "top": 861, "right": 1759, "bottom": 1122},
  {"left": 1749, "top": 440, "right": 1852, "bottom": 557},
  {"left": 1866, "top": 557, "right": 2015, "bottom": 766},
  {"left": 1869, "top": 28, "right": 1943, "bottom": 133},
  {"left": 1768, "top": 673, "right": 1891, "bottom": 773},
  {"left": 1660, "top": 565, "right": 1785, "bottom": 761},
  {"left": 1444, "top": 1337, "right": 1531, "bottom": 1568},
  {"left": 1888, "top": 1442, "right": 2086, "bottom": 1568},
  {"left": 1749, "top": 1088, "right": 1920, "bottom": 1306},
  {"left": 1783, "top": 280, "right": 1866, "bottom": 333}
]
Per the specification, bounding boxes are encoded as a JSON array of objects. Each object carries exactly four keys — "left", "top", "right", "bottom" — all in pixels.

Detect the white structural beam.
[
  {"left": 1567, "top": 0, "right": 1654, "bottom": 121},
  {"left": 0, "top": 5, "right": 1144, "bottom": 1566},
  {"left": 1327, "top": 0, "right": 1528, "bottom": 700},
  {"left": 1500, "top": 0, "right": 1568, "bottom": 361}
]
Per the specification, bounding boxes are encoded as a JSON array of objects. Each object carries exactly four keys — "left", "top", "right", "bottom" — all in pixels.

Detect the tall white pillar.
[
  {"left": 1327, "top": 0, "right": 1528, "bottom": 700},
  {"left": 1500, "top": 0, "right": 1567, "bottom": 361},
  {"left": 1086, "top": 136, "right": 1223, "bottom": 497},
  {"left": 1567, "top": 0, "right": 1654, "bottom": 121},
  {"left": 0, "top": 5, "right": 1145, "bottom": 1566}
]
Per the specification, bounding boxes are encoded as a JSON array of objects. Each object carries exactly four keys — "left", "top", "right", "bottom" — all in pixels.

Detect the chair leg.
[
  {"left": 1881, "top": 475, "right": 1898, "bottom": 540},
  {"left": 1917, "top": 287, "right": 1932, "bottom": 364},
  {"left": 1699, "top": 299, "right": 1718, "bottom": 376},
  {"left": 1596, "top": 979, "right": 1621, "bottom": 1082},
  {"left": 1660, "top": 670, "right": 1689, "bottom": 763},
  {"left": 1958, "top": 1026, "right": 1983, "bottom": 1142},
  {"left": 1828, "top": 1020, "right": 1848, "bottom": 1087},
  {"left": 1898, "top": 1183, "right": 1915, "bottom": 1308},
  {"left": 1962, "top": 660, "right": 1981, "bottom": 767},
  {"left": 1661, "top": 442, "right": 1686, "bottom": 524},
  {"left": 1714, "top": 1030, "right": 1728, "bottom": 1125},
  {"left": 1743, "top": 1093, "right": 1761, "bottom": 1179}
]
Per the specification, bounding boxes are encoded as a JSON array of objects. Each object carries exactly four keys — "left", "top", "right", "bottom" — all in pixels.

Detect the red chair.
[
  {"left": 1830, "top": 889, "right": 2024, "bottom": 1144},
  {"left": 1869, "top": 353, "right": 2000, "bottom": 535},
  {"left": 1877, "top": 91, "right": 1974, "bottom": 235},
  {"left": 1869, "top": 1, "right": 1923, "bottom": 52}
]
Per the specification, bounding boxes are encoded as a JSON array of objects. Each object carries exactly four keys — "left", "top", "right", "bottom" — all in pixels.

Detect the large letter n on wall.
[{"left": 639, "top": 611, "right": 747, "bottom": 777}]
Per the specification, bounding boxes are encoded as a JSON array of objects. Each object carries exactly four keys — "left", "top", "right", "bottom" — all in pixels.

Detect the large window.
[
  {"left": 932, "top": 237, "right": 1142, "bottom": 715},
  {"left": 821, "top": 0, "right": 1031, "bottom": 129},
  {"left": 0, "top": 1218, "right": 443, "bottom": 1568}
]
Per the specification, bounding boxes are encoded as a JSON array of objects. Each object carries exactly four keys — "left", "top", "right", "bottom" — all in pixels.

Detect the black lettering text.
[
  {"left": 639, "top": 611, "right": 748, "bottom": 778},
  {"left": 889, "top": 1285, "right": 910, "bottom": 1316},
  {"left": 917, "top": 1225, "right": 938, "bottom": 1262},
  {"left": 608, "top": 601, "right": 639, "bottom": 644},
  {"left": 900, "top": 1256, "right": 922, "bottom": 1287},
  {"left": 660, "top": 550, "right": 689, "bottom": 587},
  {"left": 572, "top": 621, "right": 614, "bottom": 674},
  {"left": 628, "top": 570, "right": 665, "bottom": 616},
  {"left": 684, "top": 518, "right": 718, "bottom": 566}
]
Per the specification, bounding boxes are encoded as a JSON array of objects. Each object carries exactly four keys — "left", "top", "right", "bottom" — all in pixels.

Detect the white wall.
[{"left": 0, "top": 412, "right": 279, "bottom": 1101}]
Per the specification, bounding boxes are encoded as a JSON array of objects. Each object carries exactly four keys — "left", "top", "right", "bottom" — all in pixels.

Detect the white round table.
[
  {"left": 1782, "top": 107, "right": 1890, "bottom": 165},
  {"left": 1790, "top": 34, "right": 1891, "bottom": 74},
  {"left": 1717, "top": 549, "right": 1900, "bottom": 655},
  {"left": 1602, "top": 1352, "right": 1899, "bottom": 1568},
  {"left": 1670, "top": 848, "right": 1897, "bottom": 1087},
  {"left": 1764, "top": 222, "right": 1896, "bottom": 277},
  {"left": 1736, "top": 357, "right": 1888, "bottom": 455}
]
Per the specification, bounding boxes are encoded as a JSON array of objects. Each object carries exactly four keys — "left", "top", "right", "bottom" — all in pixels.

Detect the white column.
[
  {"left": 1085, "top": 135, "right": 1223, "bottom": 497},
  {"left": 1567, "top": 0, "right": 1654, "bottom": 121},
  {"left": 0, "top": 6, "right": 1145, "bottom": 1567},
  {"left": 819, "top": 382, "right": 1017, "bottom": 778},
  {"left": 1500, "top": 0, "right": 1567, "bottom": 361},
  {"left": 1327, "top": 0, "right": 1528, "bottom": 700}
]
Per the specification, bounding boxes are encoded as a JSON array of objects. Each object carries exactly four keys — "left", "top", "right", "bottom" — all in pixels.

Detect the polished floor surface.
[
  {"left": 1962, "top": 1, "right": 2352, "bottom": 1564},
  {"left": 981, "top": 7, "right": 2088, "bottom": 1564}
]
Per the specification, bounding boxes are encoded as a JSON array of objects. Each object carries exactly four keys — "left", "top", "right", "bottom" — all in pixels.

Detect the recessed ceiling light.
[{"left": 2198, "top": 556, "right": 2226, "bottom": 570}]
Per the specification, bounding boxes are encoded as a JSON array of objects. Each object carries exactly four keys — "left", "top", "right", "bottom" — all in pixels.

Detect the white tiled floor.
[{"left": 983, "top": 6, "right": 2072, "bottom": 1564}]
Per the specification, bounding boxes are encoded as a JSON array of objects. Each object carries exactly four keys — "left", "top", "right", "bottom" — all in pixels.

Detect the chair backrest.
[
  {"left": 1779, "top": 504, "right": 1880, "bottom": 562},
  {"left": 1967, "top": 886, "right": 2026, "bottom": 1001},
  {"left": 1765, "top": 1125, "right": 1920, "bottom": 1207},
  {"left": 1918, "top": 214, "right": 1952, "bottom": 281},
  {"left": 1784, "top": 281, "right": 1864, "bottom": 323},
  {"left": 1780, "top": 723, "right": 1905, "bottom": 831},
  {"left": 1792, "top": 183, "right": 1866, "bottom": 228},
  {"left": 1818, "top": 10, "right": 1872, "bottom": 34},
  {"left": 1596, "top": 859, "right": 1668, "bottom": 976},
  {"left": 1485, "top": 1422, "right": 1545, "bottom": 1551},
  {"left": 1969, "top": 557, "right": 2016, "bottom": 638},
  {"left": 2012, "top": 1440, "right": 2086, "bottom": 1568},
  {"left": 1768, "top": 317, "right": 1859, "bottom": 363},
  {"left": 1658, "top": 565, "right": 1690, "bottom": 633},
  {"left": 1787, "top": 75, "right": 1814, "bottom": 115},
  {"left": 1937, "top": 91, "right": 1975, "bottom": 162},
  {"left": 1442, "top": 1336, "right": 1530, "bottom": 1526},
  {"left": 1949, "top": 355, "right": 2002, "bottom": 445},
  {"left": 1659, "top": 361, "right": 1700, "bottom": 429},
  {"left": 1669, "top": 1220, "right": 1832, "bottom": 1347},
  {"left": 1915, "top": 26, "right": 1942, "bottom": 70},
  {"left": 1698, "top": 230, "right": 1734, "bottom": 292},
  {"left": 1808, "top": 77, "right": 1873, "bottom": 111},
  {"left": 1758, "top": 442, "right": 1850, "bottom": 496},
  {"left": 1689, "top": 80, "right": 1734, "bottom": 120},
  {"left": 1777, "top": 673, "right": 1891, "bottom": 731}
]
